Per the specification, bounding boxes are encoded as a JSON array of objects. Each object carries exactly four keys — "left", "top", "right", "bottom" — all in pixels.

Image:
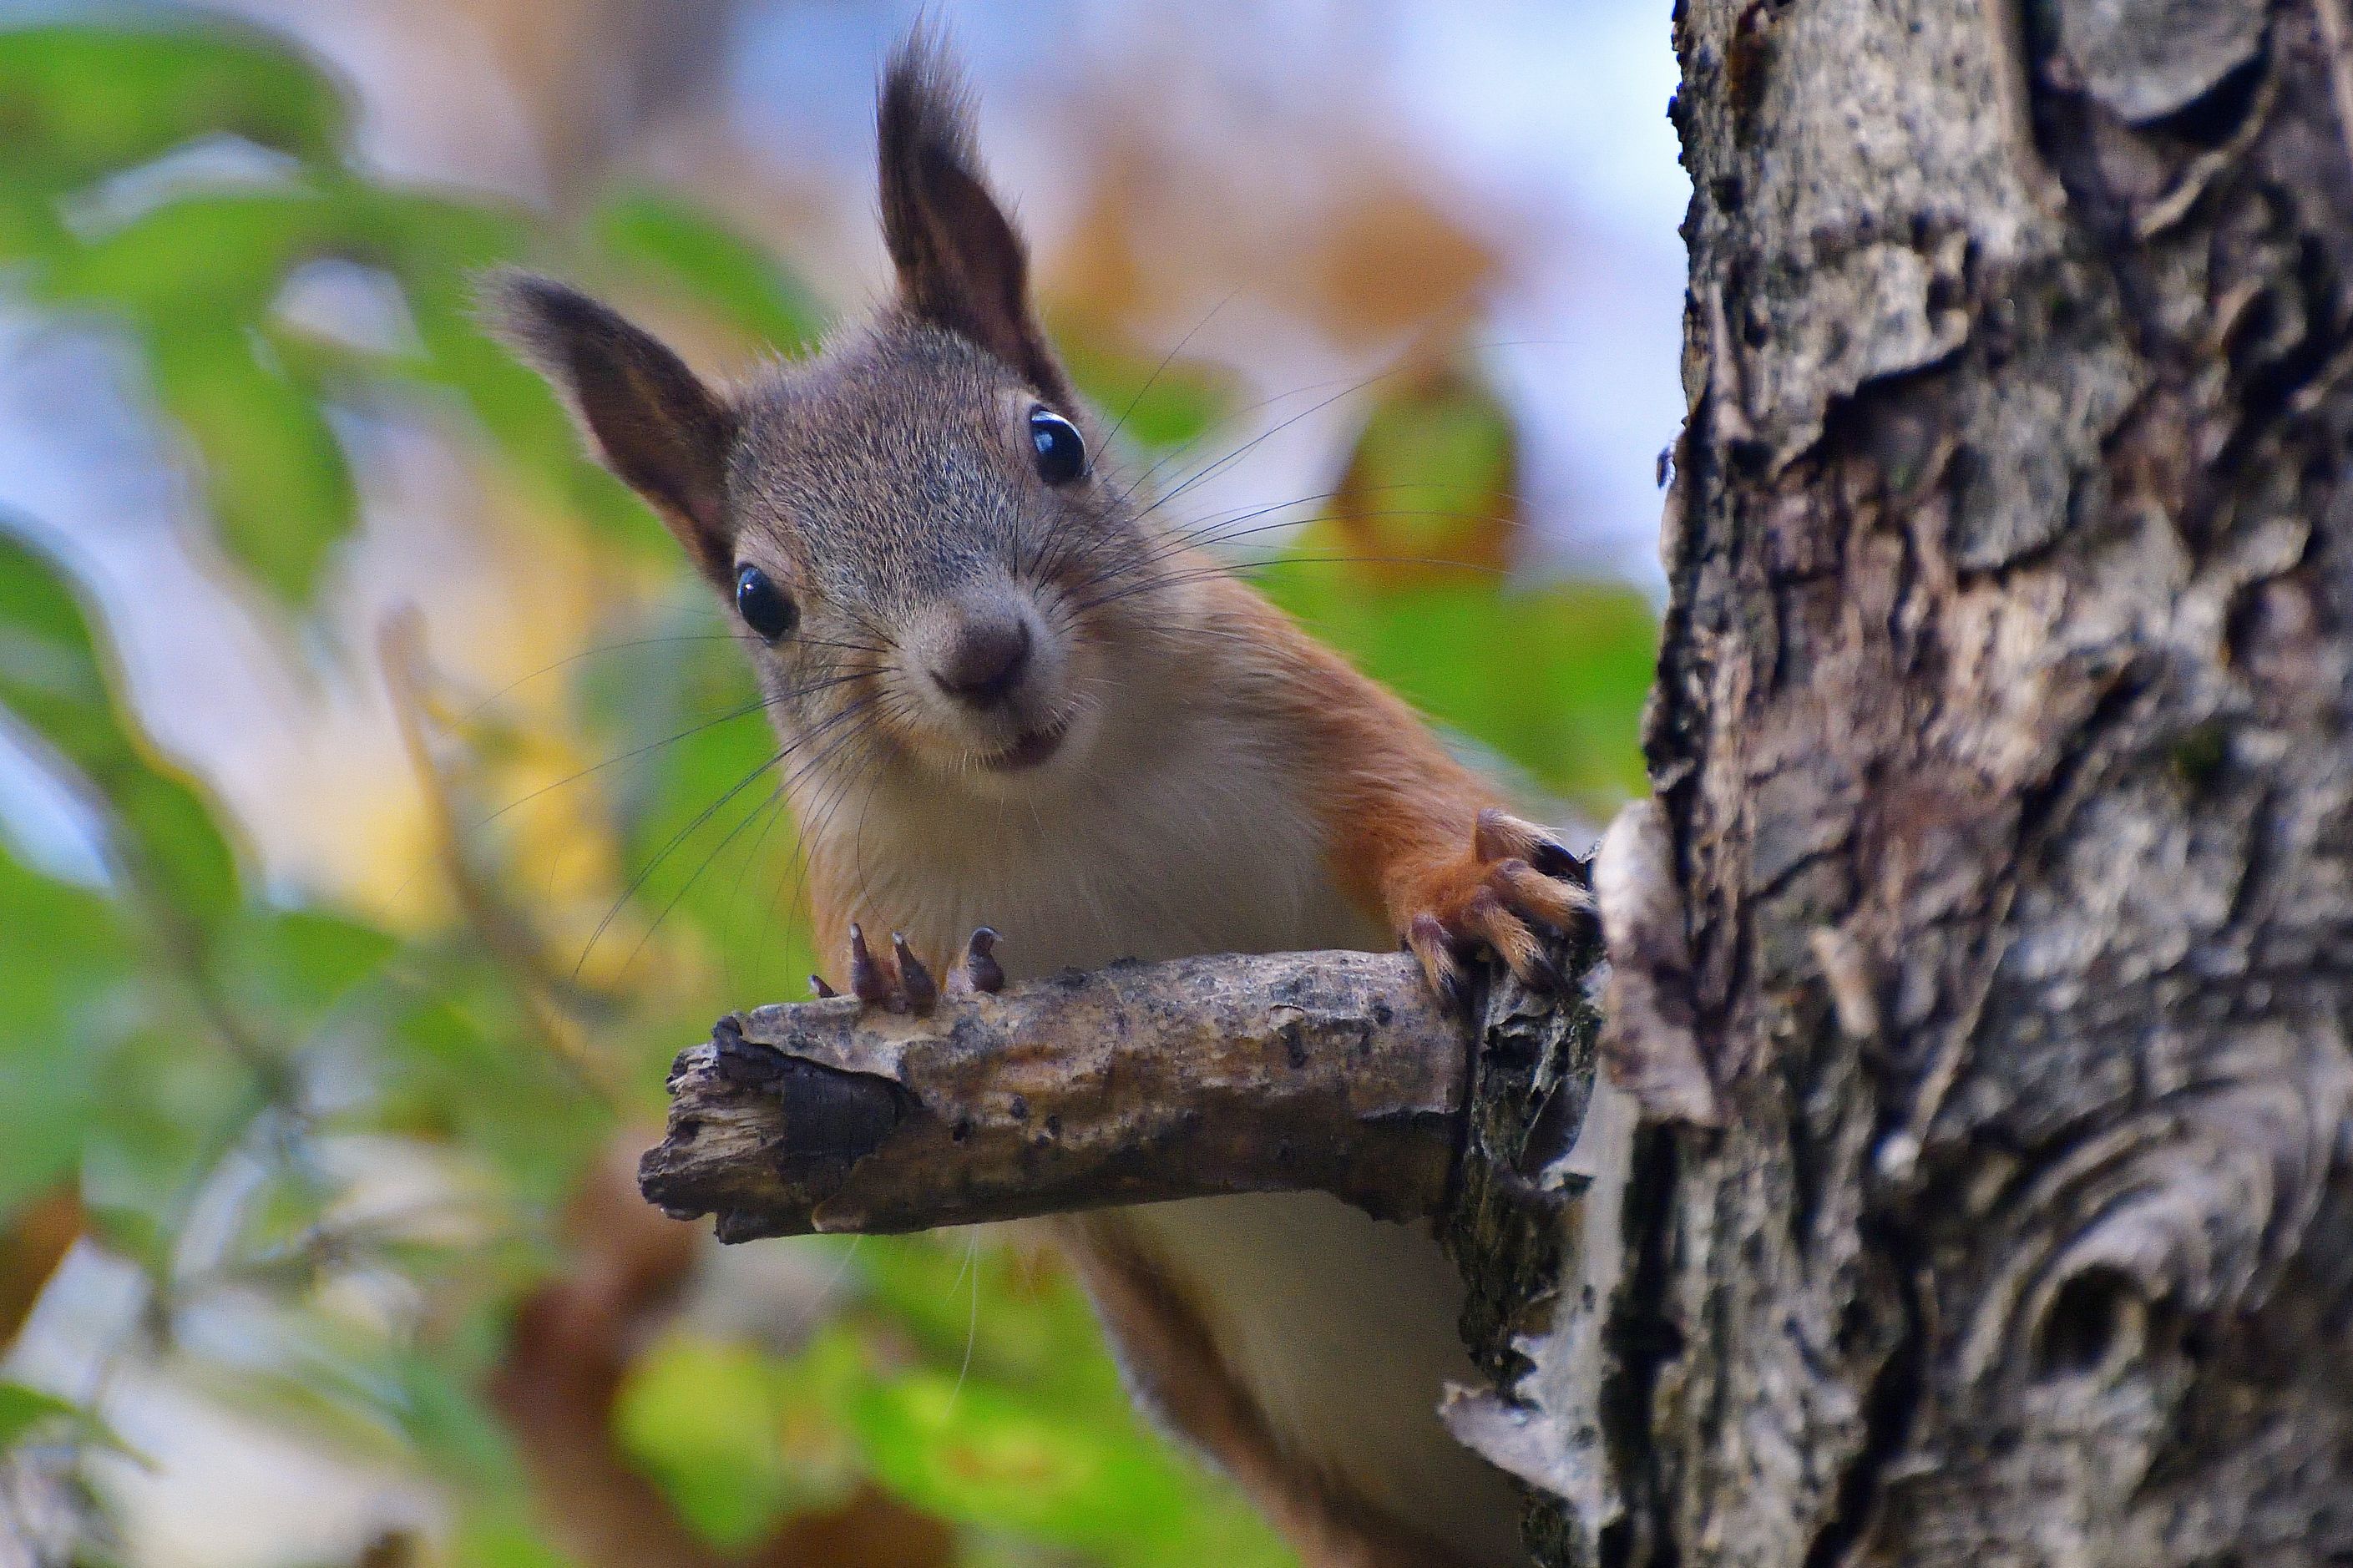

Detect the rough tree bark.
[
  {"left": 647, "top": 3, "right": 2353, "bottom": 1562},
  {"left": 1533, "top": 0, "right": 2353, "bottom": 1562}
]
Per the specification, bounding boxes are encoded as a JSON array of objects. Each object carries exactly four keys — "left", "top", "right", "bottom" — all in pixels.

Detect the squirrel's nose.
[{"left": 931, "top": 616, "right": 1033, "bottom": 706}]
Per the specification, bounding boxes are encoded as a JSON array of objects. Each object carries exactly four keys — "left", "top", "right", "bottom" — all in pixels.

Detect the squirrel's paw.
[
  {"left": 1400, "top": 809, "right": 1593, "bottom": 1004},
  {"left": 809, "top": 924, "right": 1002, "bottom": 1014}
]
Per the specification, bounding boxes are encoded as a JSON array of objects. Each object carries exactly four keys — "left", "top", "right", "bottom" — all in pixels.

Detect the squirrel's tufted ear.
[
  {"left": 876, "top": 33, "right": 1072, "bottom": 404},
  {"left": 481, "top": 271, "right": 737, "bottom": 583}
]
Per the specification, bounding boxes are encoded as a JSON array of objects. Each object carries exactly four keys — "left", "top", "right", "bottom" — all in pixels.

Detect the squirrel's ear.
[
  {"left": 877, "top": 35, "right": 1071, "bottom": 403},
  {"left": 481, "top": 271, "right": 738, "bottom": 582}
]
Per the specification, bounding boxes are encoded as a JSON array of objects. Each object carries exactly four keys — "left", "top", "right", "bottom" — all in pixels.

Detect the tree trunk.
[{"left": 1478, "top": 0, "right": 2353, "bottom": 1562}]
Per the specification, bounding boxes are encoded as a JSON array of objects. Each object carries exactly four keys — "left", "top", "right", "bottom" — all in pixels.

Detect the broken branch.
[{"left": 639, "top": 948, "right": 1473, "bottom": 1242}]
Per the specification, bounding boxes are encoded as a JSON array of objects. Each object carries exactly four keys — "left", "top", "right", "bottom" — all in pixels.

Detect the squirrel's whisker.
[
  {"left": 573, "top": 691, "right": 882, "bottom": 978},
  {"left": 475, "top": 668, "right": 871, "bottom": 832},
  {"left": 624, "top": 701, "right": 888, "bottom": 985},
  {"left": 1056, "top": 497, "right": 1516, "bottom": 606},
  {"left": 1070, "top": 555, "right": 1502, "bottom": 620}
]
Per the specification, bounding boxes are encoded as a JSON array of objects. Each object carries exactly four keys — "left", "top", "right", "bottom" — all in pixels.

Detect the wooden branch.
[{"left": 640, "top": 948, "right": 1477, "bottom": 1242}]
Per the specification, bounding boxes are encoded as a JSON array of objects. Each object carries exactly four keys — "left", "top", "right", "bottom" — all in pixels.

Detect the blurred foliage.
[
  {"left": 590, "top": 189, "right": 826, "bottom": 356},
  {"left": 1262, "top": 358, "right": 1651, "bottom": 804},
  {"left": 0, "top": 12, "right": 1653, "bottom": 1568}
]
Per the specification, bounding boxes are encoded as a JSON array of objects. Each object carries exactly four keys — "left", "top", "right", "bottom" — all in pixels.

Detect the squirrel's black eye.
[
  {"left": 1028, "top": 407, "right": 1086, "bottom": 485},
  {"left": 734, "top": 564, "right": 797, "bottom": 641}
]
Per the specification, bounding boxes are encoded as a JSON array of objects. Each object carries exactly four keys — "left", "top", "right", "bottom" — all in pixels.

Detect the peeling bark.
[{"left": 1567, "top": 0, "right": 2353, "bottom": 1562}]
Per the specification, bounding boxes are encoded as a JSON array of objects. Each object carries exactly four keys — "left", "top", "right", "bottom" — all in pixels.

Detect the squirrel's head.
[{"left": 487, "top": 37, "right": 1161, "bottom": 799}]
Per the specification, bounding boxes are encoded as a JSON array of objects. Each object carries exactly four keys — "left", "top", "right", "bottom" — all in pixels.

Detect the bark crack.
[{"left": 1798, "top": 1222, "right": 1929, "bottom": 1568}]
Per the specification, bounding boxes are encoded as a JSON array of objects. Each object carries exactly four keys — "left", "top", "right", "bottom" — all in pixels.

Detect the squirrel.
[{"left": 490, "top": 34, "right": 1590, "bottom": 1568}]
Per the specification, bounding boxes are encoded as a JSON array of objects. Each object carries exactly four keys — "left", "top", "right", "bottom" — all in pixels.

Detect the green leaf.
[
  {"left": 613, "top": 1328, "right": 863, "bottom": 1550},
  {"left": 216, "top": 906, "right": 397, "bottom": 1037},
  {"left": 0, "top": 1378, "right": 139, "bottom": 1464},
  {"left": 0, "top": 1380, "right": 80, "bottom": 1449},
  {"left": 0, "top": 845, "right": 129, "bottom": 1207},
  {"left": 360, "top": 188, "right": 530, "bottom": 281},
  {"left": 1333, "top": 363, "right": 1519, "bottom": 567},
  {"left": 364, "top": 1338, "right": 521, "bottom": 1483},
  {"left": 448, "top": 1503, "right": 582, "bottom": 1568},
  {"left": 397, "top": 236, "right": 677, "bottom": 561},
  {"left": 1058, "top": 324, "right": 1236, "bottom": 454},
  {"left": 78, "top": 1026, "right": 271, "bottom": 1252},
  {"left": 34, "top": 190, "right": 393, "bottom": 603},
  {"left": 144, "top": 320, "right": 357, "bottom": 600},
  {"left": 854, "top": 1235, "right": 1130, "bottom": 1414},
  {"left": 0, "top": 526, "right": 240, "bottom": 926},
  {"left": 0, "top": 21, "right": 347, "bottom": 195},
  {"left": 28, "top": 183, "right": 534, "bottom": 601},
  {"left": 1258, "top": 565, "right": 1656, "bottom": 806},
  {"left": 371, "top": 979, "right": 607, "bottom": 1204},
  {"left": 40, "top": 187, "right": 342, "bottom": 318},
  {"left": 591, "top": 190, "right": 823, "bottom": 353},
  {"left": 851, "top": 1369, "right": 1287, "bottom": 1568}
]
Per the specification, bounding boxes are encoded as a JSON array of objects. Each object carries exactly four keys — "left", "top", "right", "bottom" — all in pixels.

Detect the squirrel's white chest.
[{"left": 816, "top": 726, "right": 1384, "bottom": 975}]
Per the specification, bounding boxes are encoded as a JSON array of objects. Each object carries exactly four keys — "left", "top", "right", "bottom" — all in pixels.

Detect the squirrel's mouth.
[{"left": 979, "top": 716, "right": 1070, "bottom": 772}]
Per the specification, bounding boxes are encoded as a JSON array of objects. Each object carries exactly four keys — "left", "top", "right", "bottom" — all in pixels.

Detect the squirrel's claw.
[
  {"left": 948, "top": 927, "right": 1004, "bottom": 995},
  {"left": 1490, "top": 855, "right": 1591, "bottom": 933},
  {"left": 1459, "top": 884, "right": 1564, "bottom": 991},
  {"left": 1399, "top": 811, "right": 1593, "bottom": 1005},
  {"left": 893, "top": 933, "right": 939, "bottom": 1013},
  {"left": 827, "top": 924, "right": 1003, "bottom": 1012},
  {"left": 1475, "top": 808, "right": 1590, "bottom": 891},
  {"left": 1405, "top": 913, "right": 1469, "bottom": 1010},
  {"left": 848, "top": 923, "right": 893, "bottom": 1006},
  {"left": 1469, "top": 812, "right": 1596, "bottom": 950}
]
